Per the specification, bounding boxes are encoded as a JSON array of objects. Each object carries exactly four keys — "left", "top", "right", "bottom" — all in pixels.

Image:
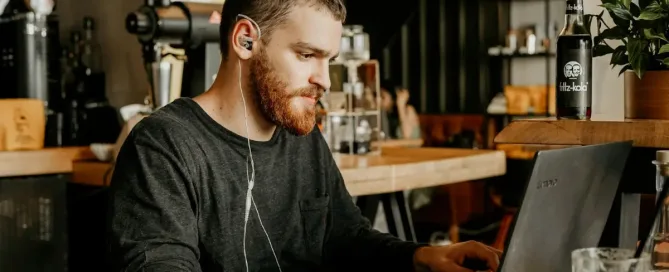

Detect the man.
[{"left": 108, "top": 0, "right": 502, "bottom": 271}]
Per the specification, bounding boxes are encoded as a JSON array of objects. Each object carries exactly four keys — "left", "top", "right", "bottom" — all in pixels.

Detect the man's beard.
[{"left": 249, "top": 48, "right": 322, "bottom": 136}]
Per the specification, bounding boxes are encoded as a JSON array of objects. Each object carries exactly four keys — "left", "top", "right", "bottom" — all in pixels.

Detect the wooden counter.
[
  {"left": 339, "top": 147, "right": 505, "bottom": 196},
  {"left": 371, "top": 138, "right": 424, "bottom": 149},
  {"left": 72, "top": 147, "right": 506, "bottom": 196},
  {"left": 494, "top": 118, "right": 669, "bottom": 148},
  {"left": 0, "top": 147, "right": 95, "bottom": 178}
]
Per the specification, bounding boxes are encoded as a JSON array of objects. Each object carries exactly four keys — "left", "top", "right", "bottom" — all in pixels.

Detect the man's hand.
[{"left": 413, "top": 241, "right": 503, "bottom": 272}]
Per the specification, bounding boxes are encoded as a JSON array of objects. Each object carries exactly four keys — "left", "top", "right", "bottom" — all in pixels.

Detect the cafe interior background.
[{"left": 0, "top": 0, "right": 658, "bottom": 270}]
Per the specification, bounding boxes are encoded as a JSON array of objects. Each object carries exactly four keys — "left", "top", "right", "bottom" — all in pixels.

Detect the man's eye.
[{"left": 298, "top": 53, "right": 314, "bottom": 60}]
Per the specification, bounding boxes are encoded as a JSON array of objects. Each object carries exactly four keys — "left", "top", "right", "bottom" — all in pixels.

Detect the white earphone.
[{"left": 236, "top": 14, "right": 282, "bottom": 272}]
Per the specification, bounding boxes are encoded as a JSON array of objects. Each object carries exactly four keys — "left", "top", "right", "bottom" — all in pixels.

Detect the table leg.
[
  {"left": 356, "top": 192, "right": 417, "bottom": 242},
  {"left": 356, "top": 195, "right": 381, "bottom": 224},
  {"left": 382, "top": 192, "right": 417, "bottom": 242}
]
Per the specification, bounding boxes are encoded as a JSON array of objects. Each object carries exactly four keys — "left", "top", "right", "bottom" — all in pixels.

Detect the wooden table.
[
  {"left": 339, "top": 147, "right": 505, "bottom": 241},
  {"left": 71, "top": 147, "right": 505, "bottom": 242},
  {"left": 71, "top": 147, "right": 506, "bottom": 195},
  {"left": 0, "top": 147, "right": 94, "bottom": 178},
  {"left": 494, "top": 118, "right": 667, "bottom": 249},
  {"left": 338, "top": 147, "right": 505, "bottom": 196},
  {"left": 370, "top": 138, "right": 424, "bottom": 149}
]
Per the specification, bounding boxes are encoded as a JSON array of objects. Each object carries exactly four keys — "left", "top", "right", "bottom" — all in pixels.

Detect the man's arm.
[
  {"left": 107, "top": 121, "right": 201, "bottom": 272},
  {"left": 321, "top": 153, "right": 426, "bottom": 271}
]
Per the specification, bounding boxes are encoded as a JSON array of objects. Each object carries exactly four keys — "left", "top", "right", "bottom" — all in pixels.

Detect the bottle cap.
[
  {"left": 658, "top": 150, "right": 669, "bottom": 163},
  {"left": 83, "top": 16, "right": 95, "bottom": 30},
  {"left": 70, "top": 31, "right": 81, "bottom": 43}
]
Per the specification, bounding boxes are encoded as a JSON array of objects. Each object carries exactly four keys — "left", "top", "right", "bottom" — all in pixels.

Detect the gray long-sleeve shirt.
[{"left": 107, "top": 98, "right": 423, "bottom": 272}]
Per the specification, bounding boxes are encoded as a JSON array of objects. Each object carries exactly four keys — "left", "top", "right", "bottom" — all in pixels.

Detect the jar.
[{"left": 339, "top": 25, "right": 370, "bottom": 62}]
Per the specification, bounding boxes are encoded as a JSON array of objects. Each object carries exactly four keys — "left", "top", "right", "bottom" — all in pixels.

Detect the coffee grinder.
[{"left": 125, "top": 0, "right": 222, "bottom": 110}]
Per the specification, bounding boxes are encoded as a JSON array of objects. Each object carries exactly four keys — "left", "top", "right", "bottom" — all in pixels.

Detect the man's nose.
[{"left": 309, "top": 63, "right": 331, "bottom": 90}]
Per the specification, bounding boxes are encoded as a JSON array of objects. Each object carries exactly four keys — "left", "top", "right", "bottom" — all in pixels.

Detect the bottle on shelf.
[
  {"left": 79, "top": 16, "right": 105, "bottom": 102},
  {"left": 61, "top": 31, "right": 86, "bottom": 146},
  {"left": 556, "top": 0, "right": 592, "bottom": 120}
]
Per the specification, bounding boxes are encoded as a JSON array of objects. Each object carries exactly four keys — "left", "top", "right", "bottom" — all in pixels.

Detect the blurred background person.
[{"left": 380, "top": 80, "right": 421, "bottom": 140}]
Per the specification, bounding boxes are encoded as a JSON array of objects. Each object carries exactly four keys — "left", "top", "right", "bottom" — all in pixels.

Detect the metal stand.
[{"left": 356, "top": 192, "right": 417, "bottom": 242}]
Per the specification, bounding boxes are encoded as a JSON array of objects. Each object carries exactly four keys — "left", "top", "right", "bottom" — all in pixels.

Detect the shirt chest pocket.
[{"left": 299, "top": 195, "right": 330, "bottom": 263}]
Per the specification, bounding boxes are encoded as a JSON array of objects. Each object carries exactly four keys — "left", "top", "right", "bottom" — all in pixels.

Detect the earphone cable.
[{"left": 238, "top": 58, "right": 281, "bottom": 272}]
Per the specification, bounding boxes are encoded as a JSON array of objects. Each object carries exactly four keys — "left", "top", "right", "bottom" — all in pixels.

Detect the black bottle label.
[{"left": 557, "top": 48, "right": 591, "bottom": 108}]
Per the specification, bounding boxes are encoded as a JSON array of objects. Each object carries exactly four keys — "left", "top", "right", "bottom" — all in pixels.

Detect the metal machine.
[
  {"left": 0, "top": 0, "right": 57, "bottom": 102},
  {"left": 125, "top": 0, "right": 222, "bottom": 109}
]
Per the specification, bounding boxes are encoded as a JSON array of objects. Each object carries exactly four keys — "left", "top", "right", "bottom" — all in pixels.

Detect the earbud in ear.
[{"left": 239, "top": 36, "right": 253, "bottom": 50}]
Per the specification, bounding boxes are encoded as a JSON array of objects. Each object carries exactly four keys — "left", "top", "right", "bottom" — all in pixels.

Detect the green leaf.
[
  {"left": 643, "top": 28, "right": 669, "bottom": 42},
  {"left": 599, "top": 26, "right": 629, "bottom": 40},
  {"left": 639, "top": 0, "right": 652, "bottom": 9},
  {"left": 622, "top": 0, "right": 632, "bottom": 8},
  {"left": 660, "top": 44, "right": 669, "bottom": 54},
  {"left": 630, "top": 2, "right": 642, "bottom": 17},
  {"left": 610, "top": 46, "right": 629, "bottom": 65},
  {"left": 612, "top": 15, "right": 632, "bottom": 29},
  {"left": 627, "top": 39, "right": 650, "bottom": 78},
  {"left": 594, "top": 44, "right": 616, "bottom": 57},
  {"left": 600, "top": 3, "right": 619, "bottom": 10},
  {"left": 639, "top": 11, "right": 666, "bottom": 20},
  {"left": 639, "top": 2, "right": 667, "bottom": 20},
  {"left": 618, "top": 64, "right": 632, "bottom": 76},
  {"left": 611, "top": 6, "right": 635, "bottom": 20},
  {"left": 663, "top": 57, "right": 669, "bottom": 66}
]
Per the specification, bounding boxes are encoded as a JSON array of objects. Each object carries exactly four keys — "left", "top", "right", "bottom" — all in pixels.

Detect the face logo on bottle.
[
  {"left": 564, "top": 61, "right": 582, "bottom": 79},
  {"left": 566, "top": 4, "right": 583, "bottom": 12}
]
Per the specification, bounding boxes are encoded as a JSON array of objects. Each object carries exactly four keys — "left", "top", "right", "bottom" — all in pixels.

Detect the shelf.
[
  {"left": 326, "top": 110, "right": 381, "bottom": 117},
  {"left": 490, "top": 0, "right": 564, "bottom": 2},
  {"left": 488, "top": 52, "right": 555, "bottom": 59},
  {"left": 487, "top": 112, "right": 555, "bottom": 118},
  {"left": 494, "top": 118, "right": 669, "bottom": 148}
]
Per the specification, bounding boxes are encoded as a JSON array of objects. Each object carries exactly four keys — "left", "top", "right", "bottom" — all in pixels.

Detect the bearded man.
[{"left": 107, "top": 0, "right": 502, "bottom": 271}]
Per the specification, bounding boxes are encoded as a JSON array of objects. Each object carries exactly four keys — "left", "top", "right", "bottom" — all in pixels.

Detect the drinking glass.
[{"left": 572, "top": 248, "right": 650, "bottom": 272}]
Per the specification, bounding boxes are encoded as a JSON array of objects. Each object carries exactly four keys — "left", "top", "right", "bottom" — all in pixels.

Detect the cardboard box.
[
  {"left": 0, "top": 99, "right": 46, "bottom": 151},
  {"left": 504, "top": 85, "right": 555, "bottom": 115}
]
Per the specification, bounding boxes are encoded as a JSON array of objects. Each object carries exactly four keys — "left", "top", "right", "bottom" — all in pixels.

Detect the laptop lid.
[{"left": 499, "top": 141, "right": 633, "bottom": 272}]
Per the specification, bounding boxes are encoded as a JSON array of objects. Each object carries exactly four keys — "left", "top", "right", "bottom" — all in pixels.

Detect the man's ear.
[{"left": 231, "top": 19, "right": 259, "bottom": 60}]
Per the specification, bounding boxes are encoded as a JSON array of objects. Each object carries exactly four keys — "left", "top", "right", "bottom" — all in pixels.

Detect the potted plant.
[{"left": 589, "top": 0, "right": 669, "bottom": 119}]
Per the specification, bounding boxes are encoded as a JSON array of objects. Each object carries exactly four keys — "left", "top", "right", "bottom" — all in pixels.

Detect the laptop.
[{"left": 498, "top": 141, "right": 633, "bottom": 272}]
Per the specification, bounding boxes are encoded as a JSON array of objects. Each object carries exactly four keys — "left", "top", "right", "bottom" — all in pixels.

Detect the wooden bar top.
[
  {"left": 72, "top": 147, "right": 506, "bottom": 196},
  {"left": 495, "top": 118, "right": 669, "bottom": 148},
  {"left": 371, "top": 138, "right": 424, "bottom": 149},
  {"left": 0, "top": 147, "right": 95, "bottom": 178},
  {"left": 338, "top": 147, "right": 506, "bottom": 196}
]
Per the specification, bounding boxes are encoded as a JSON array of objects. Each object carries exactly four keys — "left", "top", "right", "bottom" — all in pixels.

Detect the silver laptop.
[{"left": 499, "top": 141, "right": 633, "bottom": 271}]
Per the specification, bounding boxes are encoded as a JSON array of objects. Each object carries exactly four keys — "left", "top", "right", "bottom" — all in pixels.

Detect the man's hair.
[{"left": 219, "top": 0, "right": 347, "bottom": 60}]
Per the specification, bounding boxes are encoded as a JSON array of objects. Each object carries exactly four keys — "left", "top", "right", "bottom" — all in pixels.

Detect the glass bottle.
[
  {"left": 556, "top": 0, "right": 592, "bottom": 120},
  {"left": 79, "top": 16, "right": 105, "bottom": 102},
  {"left": 647, "top": 150, "right": 669, "bottom": 270}
]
